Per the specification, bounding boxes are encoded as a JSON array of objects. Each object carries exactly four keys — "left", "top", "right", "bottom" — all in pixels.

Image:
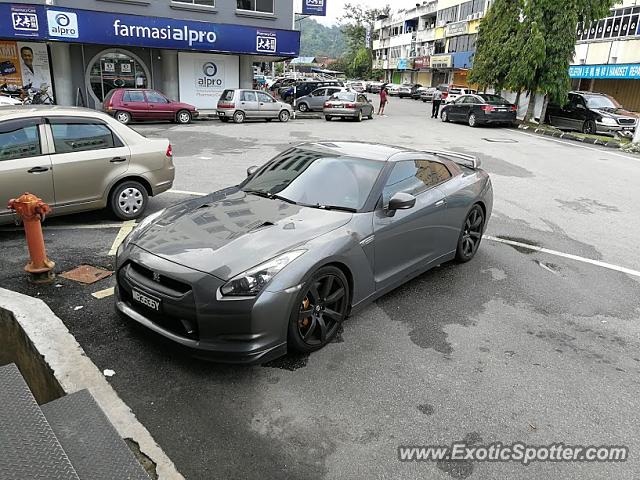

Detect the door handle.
[
  {"left": 110, "top": 157, "right": 127, "bottom": 163},
  {"left": 435, "top": 199, "right": 446, "bottom": 207},
  {"left": 27, "top": 166, "right": 49, "bottom": 173}
]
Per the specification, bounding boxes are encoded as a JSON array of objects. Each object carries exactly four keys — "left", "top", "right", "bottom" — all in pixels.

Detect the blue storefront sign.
[
  {"left": 397, "top": 58, "right": 408, "bottom": 70},
  {"left": 0, "top": 3, "right": 300, "bottom": 57},
  {"left": 569, "top": 63, "right": 640, "bottom": 79},
  {"left": 452, "top": 51, "right": 474, "bottom": 69},
  {"left": 302, "top": 0, "right": 327, "bottom": 16}
]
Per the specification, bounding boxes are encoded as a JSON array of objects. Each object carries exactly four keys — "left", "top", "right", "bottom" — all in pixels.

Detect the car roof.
[
  {"left": 0, "top": 105, "right": 114, "bottom": 120},
  {"left": 293, "top": 141, "right": 424, "bottom": 162}
]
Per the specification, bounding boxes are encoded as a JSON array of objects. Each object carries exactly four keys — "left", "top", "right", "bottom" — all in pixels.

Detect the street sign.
[{"left": 302, "top": 0, "right": 327, "bottom": 16}]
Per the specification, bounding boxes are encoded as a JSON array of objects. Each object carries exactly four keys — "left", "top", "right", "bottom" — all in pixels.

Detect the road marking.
[
  {"left": 512, "top": 130, "right": 640, "bottom": 163},
  {"left": 108, "top": 220, "right": 136, "bottom": 256},
  {"left": 92, "top": 287, "right": 115, "bottom": 299},
  {"left": 485, "top": 235, "right": 640, "bottom": 278},
  {"left": 0, "top": 223, "right": 127, "bottom": 233},
  {"left": 168, "top": 189, "right": 207, "bottom": 196}
]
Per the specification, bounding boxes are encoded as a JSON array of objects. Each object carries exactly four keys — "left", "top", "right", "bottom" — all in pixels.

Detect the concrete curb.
[
  {"left": 0, "top": 287, "right": 184, "bottom": 480},
  {"left": 518, "top": 124, "right": 624, "bottom": 149}
]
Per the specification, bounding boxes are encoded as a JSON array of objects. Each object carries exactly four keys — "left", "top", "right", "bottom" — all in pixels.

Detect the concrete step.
[
  {"left": 42, "top": 390, "right": 150, "bottom": 480},
  {"left": 0, "top": 363, "right": 79, "bottom": 480}
]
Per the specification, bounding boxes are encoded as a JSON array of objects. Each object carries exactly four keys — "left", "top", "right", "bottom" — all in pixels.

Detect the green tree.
[{"left": 299, "top": 18, "right": 347, "bottom": 58}]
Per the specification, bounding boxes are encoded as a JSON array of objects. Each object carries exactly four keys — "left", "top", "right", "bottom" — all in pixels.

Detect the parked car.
[
  {"left": 445, "top": 86, "right": 477, "bottom": 103},
  {"left": 296, "top": 86, "right": 347, "bottom": 112},
  {"left": 386, "top": 84, "right": 402, "bottom": 96},
  {"left": 440, "top": 94, "right": 517, "bottom": 127},
  {"left": 323, "top": 91, "right": 375, "bottom": 122},
  {"left": 282, "top": 80, "right": 344, "bottom": 103},
  {"left": 412, "top": 87, "right": 428, "bottom": 100},
  {"left": 546, "top": 91, "right": 638, "bottom": 136},
  {"left": 0, "top": 106, "right": 174, "bottom": 224},
  {"left": 0, "top": 95, "right": 23, "bottom": 106},
  {"left": 419, "top": 87, "right": 439, "bottom": 102},
  {"left": 114, "top": 141, "right": 492, "bottom": 363},
  {"left": 103, "top": 89, "right": 198, "bottom": 125},
  {"left": 217, "top": 89, "right": 293, "bottom": 123},
  {"left": 368, "top": 82, "right": 384, "bottom": 93},
  {"left": 398, "top": 84, "right": 422, "bottom": 99},
  {"left": 347, "top": 81, "right": 366, "bottom": 93}
]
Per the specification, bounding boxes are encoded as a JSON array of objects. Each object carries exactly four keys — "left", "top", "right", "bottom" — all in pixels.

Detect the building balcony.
[
  {"left": 390, "top": 32, "right": 414, "bottom": 48},
  {"left": 416, "top": 28, "right": 435, "bottom": 42}
]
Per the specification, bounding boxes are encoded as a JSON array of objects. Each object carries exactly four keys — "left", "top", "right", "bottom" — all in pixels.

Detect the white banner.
[{"left": 178, "top": 52, "right": 239, "bottom": 109}]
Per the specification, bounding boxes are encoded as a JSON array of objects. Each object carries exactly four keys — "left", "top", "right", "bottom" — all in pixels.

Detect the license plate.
[{"left": 132, "top": 288, "right": 161, "bottom": 312}]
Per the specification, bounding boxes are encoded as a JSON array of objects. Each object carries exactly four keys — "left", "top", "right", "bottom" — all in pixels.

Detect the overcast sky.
[{"left": 295, "top": 0, "right": 419, "bottom": 26}]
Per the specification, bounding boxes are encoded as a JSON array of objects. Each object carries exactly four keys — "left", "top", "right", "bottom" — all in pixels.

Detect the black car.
[
  {"left": 441, "top": 94, "right": 517, "bottom": 127},
  {"left": 546, "top": 91, "right": 637, "bottom": 136},
  {"left": 398, "top": 84, "right": 422, "bottom": 99},
  {"left": 282, "top": 80, "right": 344, "bottom": 103}
]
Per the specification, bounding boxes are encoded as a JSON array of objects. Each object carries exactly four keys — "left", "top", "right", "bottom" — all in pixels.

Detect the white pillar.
[
  {"left": 49, "top": 42, "right": 73, "bottom": 106},
  {"left": 239, "top": 56, "right": 254, "bottom": 89},
  {"left": 633, "top": 120, "right": 640, "bottom": 144},
  {"left": 160, "top": 49, "right": 179, "bottom": 101}
]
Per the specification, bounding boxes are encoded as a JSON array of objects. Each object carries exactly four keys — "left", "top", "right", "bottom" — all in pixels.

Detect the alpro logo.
[
  {"left": 47, "top": 10, "right": 79, "bottom": 39},
  {"left": 197, "top": 61, "right": 223, "bottom": 89}
]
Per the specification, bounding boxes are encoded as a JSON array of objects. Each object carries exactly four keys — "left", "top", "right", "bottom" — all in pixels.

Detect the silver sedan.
[{"left": 323, "top": 91, "right": 376, "bottom": 122}]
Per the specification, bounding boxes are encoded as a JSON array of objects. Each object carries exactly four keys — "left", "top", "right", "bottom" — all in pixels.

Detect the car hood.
[
  {"left": 593, "top": 107, "right": 638, "bottom": 119},
  {"left": 132, "top": 187, "right": 352, "bottom": 280}
]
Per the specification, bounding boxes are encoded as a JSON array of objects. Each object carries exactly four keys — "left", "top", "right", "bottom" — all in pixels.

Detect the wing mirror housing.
[
  {"left": 387, "top": 192, "right": 416, "bottom": 215},
  {"left": 247, "top": 165, "right": 259, "bottom": 177}
]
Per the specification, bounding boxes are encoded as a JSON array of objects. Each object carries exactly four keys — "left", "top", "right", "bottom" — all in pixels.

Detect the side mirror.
[
  {"left": 247, "top": 165, "right": 259, "bottom": 177},
  {"left": 388, "top": 192, "right": 416, "bottom": 212}
]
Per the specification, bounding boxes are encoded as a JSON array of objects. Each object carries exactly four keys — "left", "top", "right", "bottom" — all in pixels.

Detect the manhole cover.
[
  {"left": 482, "top": 138, "right": 519, "bottom": 143},
  {"left": 60, "top": 265, "right": 113, "bottom": 284}
]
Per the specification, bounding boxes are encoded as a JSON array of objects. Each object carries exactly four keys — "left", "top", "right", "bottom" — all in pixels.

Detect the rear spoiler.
[{"left": 430, "top": 150, "right": 480, "bottom": 170}]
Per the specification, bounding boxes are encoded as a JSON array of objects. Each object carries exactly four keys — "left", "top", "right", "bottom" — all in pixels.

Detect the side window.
[
  {"left": 0, "top": 119, "right": 42, "bottom": 161},
  {"left": 257, "top": 92, "right": 274, "bottom": 103},
  {"left": 240, "top": 91, "right": 257, "bottom": 102},
  {"left": 358, "top": 94, "right": 368, "bottom": 103},
  {"left": 123, "top": 90, "right": 145, "bottom": 102},
  {"left": 145, "top": 91, "right": 169, "bottom": 103},
  {"left": 220, "top": 89, "right": 235, "bottom": 101},
  {"left": 382, "top": 160, "right": 451, "bottom": 204},
  {"left": 50, "top": 122, "right": 118, "bottom": 154}
]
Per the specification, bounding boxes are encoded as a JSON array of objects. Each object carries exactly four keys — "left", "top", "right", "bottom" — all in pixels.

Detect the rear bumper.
[
  {"left": 323, "top": 108, "right": 359, "bottom": 117},
  {"left": 480, "top": 111, "right": 517, "bottom": 124}
]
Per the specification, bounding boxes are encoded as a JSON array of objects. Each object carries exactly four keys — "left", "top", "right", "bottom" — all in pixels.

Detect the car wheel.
[
  {"left": 115, "top": 111, "right": 131, "bottom": 125},
  {"left": 109, "top": 180, "right": 148, "bottom": 221},
  {"left": 233, "top": 111, "right": 245, "bottom": 124},
  {"left": 441, "top": 110, "right": 449, "bottom": 123},
  {"left": 582, "top": 119, "right": 596, "bottom": 135},
  {"left": 279, "top": 110, "right": 291, "bottom": 122},
  {"left": 288, "top": 266, "right": 350, "bottom": 353},
  {"left": 422, "top": 99, "right": 427, "bottom": 103},
  {"left": 356, "top": 110, "right": 363, "bottom": 122},
  {"left": 455, "top": 204, "right": 485, "bottom": 263},
  {"left": 468, "top": 113, "right": 478, "bottom": 127},
  {"left": 368, "top": 109, "right": 374, "bottom": 120},
  {"left": 325, "top": 115, "right": 332, "bottom": 121},
  {"left": 298, "top": 102, "right": 309, "bottom": 112},
  {"left": 176, "top": 110, "right": 192, "bottom": 124}
]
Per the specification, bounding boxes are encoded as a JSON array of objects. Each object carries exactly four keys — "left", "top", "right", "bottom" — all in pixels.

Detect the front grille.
[
  {"left": 129, "top": 261, "right": 191, "bottom": 295},
  {"left": 618, "top": 118, "right": 636, "bottom": 125}
]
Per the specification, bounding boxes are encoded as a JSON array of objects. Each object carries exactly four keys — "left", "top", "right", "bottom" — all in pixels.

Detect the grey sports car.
[{"left": 115, "top": 142, "right": 493, "bottom": 364}]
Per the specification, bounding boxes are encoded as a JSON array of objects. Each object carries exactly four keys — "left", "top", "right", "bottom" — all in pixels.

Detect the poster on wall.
[
  {"left": 178, "top": 52, "right": 239, "bottom": 109},
  {"left": 0, "top": 40, "right": 53, "bottom": 99}
]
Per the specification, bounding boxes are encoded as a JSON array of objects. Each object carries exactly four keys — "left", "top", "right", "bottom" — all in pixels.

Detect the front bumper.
[
  {"left": 596, "top": 122, "right": 636, "bottom": 134},
  {"left": 115, "top": 246, "right": 297, "bottom": 364}
]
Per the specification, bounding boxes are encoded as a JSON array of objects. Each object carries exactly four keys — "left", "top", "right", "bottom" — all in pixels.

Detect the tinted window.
[
  {"left": 311, "top": 88, "right": 326, "bottom": 97},
  {"left": 123, "top": 90, "right": 145, "bottom": 102},
  {"left": 584, "top": 95, "right": 620, "bottom": 109},
  {"left": 478, "top": 94, "right": 510, "bottom": 104},
  {"left": 257, "top": 92, "right": 274, "bottom": 103},
  {"left": 241, "top": 91, "right": 257, "bottom": 102},
  {"left": 0, "top": 119, "right": 41, "bottom": 161},
  {"left": 332, "top": 92, "right": 357, "bottom": 102},
  {"left": 146, "top": 91, "right": 169, "bottom": 103},
  {"left": 51, "top": 122, "right": 117, "bottom": 154},
  {"left": 220, "top": 89, "right": 235, "bottom": 101},
  {"left": 242, "top": 149, "right": 385, "bottom": 210},
  {"left": 357, "top": 94, "right": 368, "bottom": 103},
  {"left": 383, "top": 160, "right": 451, "bottom": 203}
]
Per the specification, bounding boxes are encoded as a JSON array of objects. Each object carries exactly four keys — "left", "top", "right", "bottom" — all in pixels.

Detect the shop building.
[
  {"left": 570, "top": 0, "right": 640, "bottom": 111},
  {"left": 0, "top": 0, "right": 299, "bottom": 109}
]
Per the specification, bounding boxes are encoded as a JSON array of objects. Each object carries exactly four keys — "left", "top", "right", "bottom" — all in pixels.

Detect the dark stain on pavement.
[
  {"left": 263, "top": 352, "right": 309, "bottom": 371},
  {"left": 556, "top": 198, "right": 620, "bottom": 215},
  {"left": 417, "top": 403, "right": 435, "bottom": 415},
  {"left": 496, "top": 235, "right": 540, "bottom": 254},
  {"left": 436, "top": 432, "right": 483, "bottom": 479}
]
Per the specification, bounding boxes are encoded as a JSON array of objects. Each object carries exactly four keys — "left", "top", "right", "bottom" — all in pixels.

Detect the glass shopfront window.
[{"left": 88, "top": 50, "right": 149, "bottom": 102}]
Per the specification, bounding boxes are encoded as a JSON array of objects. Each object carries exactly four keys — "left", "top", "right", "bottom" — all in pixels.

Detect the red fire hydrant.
[{"left": 8, "top": 193, "right": 55, "bottom": 284}]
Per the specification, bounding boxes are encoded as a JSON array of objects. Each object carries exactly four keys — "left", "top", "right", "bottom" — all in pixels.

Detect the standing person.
[
  {"left": 378, "top": 87, "right": 389, "bottom": 116},
  {"left": 432, "top": 88, "right": 443, "bottom": 118}
]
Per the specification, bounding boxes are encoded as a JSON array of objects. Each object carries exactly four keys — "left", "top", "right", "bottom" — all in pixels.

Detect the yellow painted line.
[
  {"left": 91, "top": 287, "right": 115, "bottom": 299},
  {"left": 108, "top": 220, "right": 136, "bottom": 256}
]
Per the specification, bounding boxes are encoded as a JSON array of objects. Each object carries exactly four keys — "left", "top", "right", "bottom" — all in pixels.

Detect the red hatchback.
[{"left": 103, "top": 88, "right": 198, "bottom": 125}]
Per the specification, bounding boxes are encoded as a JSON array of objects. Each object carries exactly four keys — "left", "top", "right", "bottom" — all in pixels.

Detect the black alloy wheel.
[
  {"left": 582, "top": 120, "right": 596, "bottom": 135},
  {"left": 455, "top": 205, "right": 485, "bottom": 262},
  {"left": 288, "top": 267, "right": 349, "bottom": 352}
]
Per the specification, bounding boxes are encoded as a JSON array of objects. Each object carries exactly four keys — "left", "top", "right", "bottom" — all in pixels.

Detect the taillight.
[
  {"left": 510, "top": 104, "right": 517, "bottom": 111},
  {"left": 481, "top": 105, "right": 496, "bottom": 112},
  {"left": 166, "top": 144, "right": 173, "bottom": 157},
  {"left": 442, "top": 92, "right": 448, "bottom": 99},
  {"left": 345, "top": 103, "right": 356, "bottom": 108},
  {"left": 218, "top": 102, "right": 235, "bottom": 109},
  {"left": 324, "top": 102, "right": 331, "bottom": 108}
]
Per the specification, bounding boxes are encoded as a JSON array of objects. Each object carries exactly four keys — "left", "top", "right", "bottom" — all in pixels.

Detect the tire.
[
  {"left": 455, "top": 204, "right": 485, "bottom": 263},
  {"left": 109, "top": 180, "right": 148, "bottom": 221},
  {"left": 441, "top": 110, "right": 449, "bottom": 123},
  {"left": 176, "top": 110, "right": 192, "bottom": 124},
  {"left": 582, "top": 119, "right": 596, "bottom": 135},
  {"left": 367, "top": 109, "right": 374, "bottom": 120},
  {"left": 287, "top": 266, "right": 350, "bottom": 353},
  {"left": 422, "top": 99, "right": 427, "bottom": 103},
  {"left": 233, "top": 111, "right": 245, "bottom": 124},
  {"left": 325, "top": 115, "right": 332, "bottom": 121},
  {"left": 468, "top": 113, "right": 478, "bottom": 127},
  {"left": 279, "top": 110, "right": 290, "bottom": 123},
  {"left": 355, "top": 110, "right": 363, "bottom": 122},
  {"left": 115, "top": 111, "right": 131, "bottom": 125},
  {"left": 298, "top": 102, "right": 309, "bottom": 112}
]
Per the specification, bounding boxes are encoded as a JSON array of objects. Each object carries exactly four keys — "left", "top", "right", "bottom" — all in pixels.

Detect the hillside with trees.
[{"left": 299, "top": 19, "right": 347, "bottom": 59}]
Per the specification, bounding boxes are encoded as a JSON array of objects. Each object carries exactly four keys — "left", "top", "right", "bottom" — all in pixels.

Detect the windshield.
[
  {"left": 478, "top": 94, "right": 510, "bottom": 105},
  {"left": 585, "top": 95, "right": 620, "bottom": 109},
  {"left": 242, "top": 150, "right": 384, "bottom": 210},
  {"left": 331, "top": 92, "right": 357, "bottom": 102}
]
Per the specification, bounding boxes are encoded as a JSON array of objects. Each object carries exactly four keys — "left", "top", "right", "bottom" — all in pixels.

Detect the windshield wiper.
[
  {"left": 245, "top": 190, "right": 298, "bottom": 205},
  {"left": 308, "top": 204, "right": 357, "bottom": 213}
]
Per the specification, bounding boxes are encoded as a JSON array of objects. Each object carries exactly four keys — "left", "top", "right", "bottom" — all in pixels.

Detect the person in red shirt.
[{"left": 378, "top": 87, "right": 389, "bottom": 116}]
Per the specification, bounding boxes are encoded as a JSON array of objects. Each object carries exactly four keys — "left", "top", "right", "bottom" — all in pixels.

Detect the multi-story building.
[
  {"left": 0, "top": 0, "right": 299, "bottom": 109},
  {"left": 570, "top": 0, "right": 640, "bottom": 111},
  {"left": 372, "top": 0, "right": 487, "bottom": 87}
]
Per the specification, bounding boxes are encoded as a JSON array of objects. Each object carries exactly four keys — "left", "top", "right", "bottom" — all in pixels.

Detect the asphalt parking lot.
[{"left": 1, "top": 98, "right": 640, "bottom": 479}]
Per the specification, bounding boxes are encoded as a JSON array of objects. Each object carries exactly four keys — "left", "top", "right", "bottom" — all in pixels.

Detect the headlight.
[
  {"left": 599, "top": 117, "right": 617, "bottom": 126},
  {"left": 220, "top": 250, "right": 306, "bottom": 297}
]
